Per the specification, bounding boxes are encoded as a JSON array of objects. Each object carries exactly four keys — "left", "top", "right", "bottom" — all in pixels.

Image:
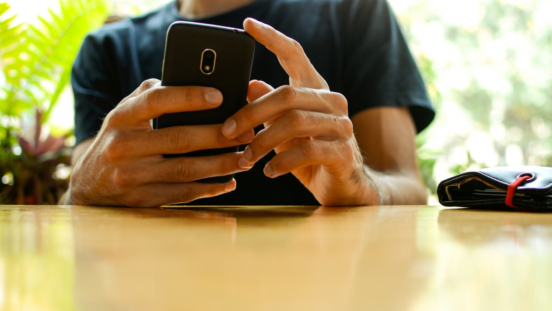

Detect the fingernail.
[
  {"left": 244, "top": 146, "right": 253, "bottom": 161},
  {"left": 264, "top": 163, "right": 275, "bottom": 177},
  {"left": 205, "top": 90, "right": 223, "bottom": 106},
  {"left": 237, "top": 131, "right": 254, "bottom": 143},
  {"left": 225, "top": 181, "right": 236, "bottom": 192},
  {"left": 238, "top": 157, "right": 253, "bottom": 170},
  {"left": 222, "top": 119, "right": 237, "bottom": 137}
]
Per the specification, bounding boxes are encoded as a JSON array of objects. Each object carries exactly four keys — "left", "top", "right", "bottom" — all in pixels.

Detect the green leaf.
[
  {"left": 0, "top": 3, "right": 11, "bottom": 17},
  {"left": 1, "top": 0, "right": 111, "bottom": 121},
  {"left": 48, "top": 8, "right": 65, "bottom": 31},
  {"left": 28, "top": 24, "right": 51, "bottom": 44},
  {"left": 42, "top": 67, "right": 71, "bottom": 122},
  {"left": 0, "top": 15, "right": 17, "bottom": 31},
  {"left": 37, "top": 16, "right": 59, "bottom": 37}
]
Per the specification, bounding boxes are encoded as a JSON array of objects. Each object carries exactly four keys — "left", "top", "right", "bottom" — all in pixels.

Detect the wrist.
[
  {"left": 361, "top": 167, "right": 382, "bottom": 205},
  {"left": 58, "top": 185, "right": 74, "bottom": 205},
  {"left": 319, "top": 165, "right": 379, "bottom": 206}
]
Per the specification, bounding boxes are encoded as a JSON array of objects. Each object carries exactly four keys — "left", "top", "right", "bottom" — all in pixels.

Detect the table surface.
[{"left": 1, "top": 205, "right": 551, "bottom": 311}]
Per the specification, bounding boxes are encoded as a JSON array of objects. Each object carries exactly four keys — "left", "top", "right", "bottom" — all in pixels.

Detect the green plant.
[
  {"left": 396, "top": 0, "right": 552, "bottom": 193},
  {"left": 0, "top": 0, "right": 110, "bottom": 204}
]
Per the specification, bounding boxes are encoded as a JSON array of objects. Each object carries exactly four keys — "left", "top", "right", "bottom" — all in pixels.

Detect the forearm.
[{"left": 361, "top": 165, "right": 427, "bottom": 206}]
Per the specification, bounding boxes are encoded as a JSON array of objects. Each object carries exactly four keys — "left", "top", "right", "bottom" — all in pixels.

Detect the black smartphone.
[{"left": 155, "top": 21, "right": 255, "bottom": 184}]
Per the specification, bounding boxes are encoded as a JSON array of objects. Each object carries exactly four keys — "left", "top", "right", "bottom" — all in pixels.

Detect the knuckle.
[
  {"left": 174, "top": 163, "right": 193, "bottom": 182},
  {"left": 301, "top": 141, "right": 319, "bottom": 158},
  {"left": 112, "top": 168, "right": 131, "bottom": 188},
  {"left": 253, "top": 135, "right": 269, "bottom": 151},
  {"left": 290, "top": 39, "right": 304, "bottom": 55},
  {"left": 140, "top": 79, "right": 159, "bottom": 92},
  {"left": 291, "top": 39, "right": 303, "bottom": 51},
  {"left": 103, "top": 110, "right": 122, "bottom": 128},
  {"left": 181, "top": 87, "right": 195, "bottom": 104},
  {"left": 288, "top": 110, "right": 307, "bottom": 128},
  {"left": 110, "top": 168, "right": 133, "bottom": 195},
  {"left": 143, "top": 87, "right": 162, "bottom": 107},
  {"left": 340, "top": 118, "right": 354, "bottom": 137},
  {"left": 331, "top": 92, "right": 348, "bottom": 112},
  {"left": 166, "top": 130, "right": 190, "bottom": 152},
  {"left": 103, "top": 136, "right": 127, "bottom": 163},
  {"left": 278, "top": 85, "right": 298, "bottom": 102}
]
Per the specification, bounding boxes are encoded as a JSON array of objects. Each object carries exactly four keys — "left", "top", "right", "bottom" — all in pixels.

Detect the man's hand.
[
  {"left": 221, "top": 18, "right": 426, "bottom": 206},
  {"left": 68, "top": 79, "right": 255, "bottom": 207},
  {"left": 216, "top": 18, "right": 368, "bottom": 206}
]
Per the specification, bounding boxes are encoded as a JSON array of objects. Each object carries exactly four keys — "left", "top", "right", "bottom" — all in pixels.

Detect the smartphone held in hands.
[{"left": 155, "top": 21, "right": 256, "bottom": 184}]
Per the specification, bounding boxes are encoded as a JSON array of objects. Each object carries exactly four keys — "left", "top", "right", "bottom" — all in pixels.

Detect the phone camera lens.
[{"left": 201, "top": 49, "right": 216, "bottom": 75}]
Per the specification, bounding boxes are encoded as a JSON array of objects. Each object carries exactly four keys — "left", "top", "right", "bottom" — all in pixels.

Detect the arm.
[
  {"left": 352, "top": 107, "right": 426, "bottom": 205},
  {"left": 222, "top": 18, "right": 426, "bottom": 206}
]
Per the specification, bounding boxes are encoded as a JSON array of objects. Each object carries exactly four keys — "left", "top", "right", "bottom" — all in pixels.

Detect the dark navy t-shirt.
[{"left": 72, "top": 0, "right": 434, "bottom": 205}]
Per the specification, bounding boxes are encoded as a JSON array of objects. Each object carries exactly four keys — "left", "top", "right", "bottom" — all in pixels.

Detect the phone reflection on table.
[{"left": 70, "top": 205, "right": 428, "bottom": 311}]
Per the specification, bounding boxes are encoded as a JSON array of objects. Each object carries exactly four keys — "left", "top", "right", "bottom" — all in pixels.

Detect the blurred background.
[{"left": 1, "top": 0, "right": 552, "bottom": 204}]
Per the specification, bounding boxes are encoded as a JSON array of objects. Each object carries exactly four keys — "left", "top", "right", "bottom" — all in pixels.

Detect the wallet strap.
[{"left": 505, "top": 175, "right": 532, "bottom": 209}]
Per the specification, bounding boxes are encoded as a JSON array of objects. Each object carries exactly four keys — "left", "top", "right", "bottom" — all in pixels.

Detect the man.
[{"left": 61, "top": 0, "right": 434, "bottom": 207}]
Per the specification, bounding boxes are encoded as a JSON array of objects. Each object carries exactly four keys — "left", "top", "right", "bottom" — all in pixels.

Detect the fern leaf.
[
  {"left": 37, "top": 16, "right": 59, "bottom": 37},
  {"left": 0, "top": 3, "right": 11, "bottom": 17},
  {"left": 2, "top": 0, "right": 110, "bottom": 118},
  {"left": 42, "top": 67, "right": 70, "bottom": 122},
  {"left": 0, "top": 27, "right": 23, "bottom": 47},
  {"left": 0, "top": 15, "right": 17, "bottom": 32},
  {"left": 28, "top": 24, "right": 51, "bottom": 44},
  {"left": 48, "top": 8, "right": 65, "bottom": 32}
]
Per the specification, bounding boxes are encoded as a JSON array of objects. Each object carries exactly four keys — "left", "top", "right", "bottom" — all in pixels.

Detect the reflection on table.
[{"left": 1, "top": 205, "right": 551, "bottom": 311}]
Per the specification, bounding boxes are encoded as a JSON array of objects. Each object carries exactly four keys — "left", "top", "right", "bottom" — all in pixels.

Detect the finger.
[
  {"left": 247, "top": 80, "right": 274, "bottom": 103},
  {"left": 243, "top": 111, "right": 353, "bottom": 163},
  {"left": 112, "top": 85, "right": 224, "bottom": 125},
  {"left": 127, "top": 180, "right": 237, "bottom": 207},
  {"left": 244, "top": 18, "right": 329, "bottom": 90},
  {"left": 247, "top": 80, "right": 281, "bottom": 127},
  {"left": 222, "top": 86, "right": 346, "bottom": 139},
  {"left": 263, "top": 140, "right": 350, "bottom": 178},
  {"left": 146, "top": 152, "right": 253, "bottom": 184},
  {"left": 120, "top": 78, "right": 161, "bottom": 103},
  {"left": 140, "top": 125, "right": 254, "bottom": 155}
]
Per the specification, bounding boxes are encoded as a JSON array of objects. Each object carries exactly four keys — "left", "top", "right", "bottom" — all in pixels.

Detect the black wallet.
[{"left": 437, "top": 166, "right": 552, "bottom": 212}]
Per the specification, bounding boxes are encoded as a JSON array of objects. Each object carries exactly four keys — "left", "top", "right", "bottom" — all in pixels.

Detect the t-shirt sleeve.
[
  {"left": 338, "top": 0, "right": 434, "bottom": 133},
  {"left": 71, "top": 32, "right": 121, "bottom": 145}
]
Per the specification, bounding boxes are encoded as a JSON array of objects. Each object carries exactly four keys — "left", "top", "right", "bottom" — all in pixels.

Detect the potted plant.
[{"left": 0, "top": 0, "right": 110, "bottom": 204}]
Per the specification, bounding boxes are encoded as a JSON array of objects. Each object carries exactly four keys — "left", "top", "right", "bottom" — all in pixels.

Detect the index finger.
[
  {"left": 243, "top": 18, "right": 329, "bottom": 90},
  {"left": 115, "top": 83, "right": 224, "bottom": 125}
]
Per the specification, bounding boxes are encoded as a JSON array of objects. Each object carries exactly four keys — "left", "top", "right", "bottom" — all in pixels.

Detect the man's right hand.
[{"left": 67, "top": 79, "right": 255, "bottom": 207}]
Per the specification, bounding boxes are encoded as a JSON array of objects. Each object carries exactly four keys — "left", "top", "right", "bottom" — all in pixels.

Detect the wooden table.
[{"left": 1, "top": 205, "right": 551, "bottom": 311}]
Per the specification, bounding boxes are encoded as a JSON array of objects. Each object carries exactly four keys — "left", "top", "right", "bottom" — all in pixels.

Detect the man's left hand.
[{"left": 220, "top": 18, "right": 373, "bottom": 206}]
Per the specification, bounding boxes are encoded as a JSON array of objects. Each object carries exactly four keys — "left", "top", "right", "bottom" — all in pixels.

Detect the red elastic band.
[{"left": 505, "top": 175, "right": 531, "bottom": 209}]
